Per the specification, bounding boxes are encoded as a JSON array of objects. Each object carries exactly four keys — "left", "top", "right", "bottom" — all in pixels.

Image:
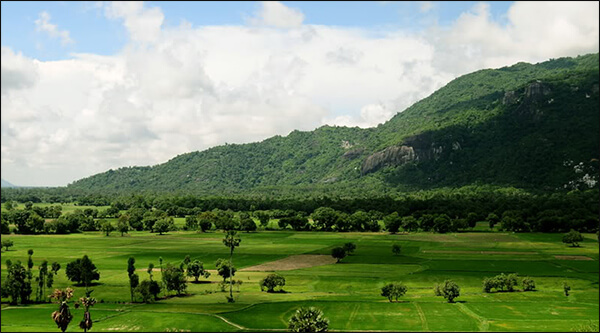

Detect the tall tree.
[{"left": 222, "top": 230, "right": 241, "bottom": 302}]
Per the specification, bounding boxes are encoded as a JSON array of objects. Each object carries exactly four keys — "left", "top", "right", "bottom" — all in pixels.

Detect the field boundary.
[
  {"left": 455, "top": 303, "right": 489, "bottom": 331},
  {"left": 413, "top": 303, "right": 429, "bottom": 331}
]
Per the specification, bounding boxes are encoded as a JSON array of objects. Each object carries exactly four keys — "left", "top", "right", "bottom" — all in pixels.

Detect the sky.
[{"left": 1, "top": 1, "right": 598, "bottom": 187}]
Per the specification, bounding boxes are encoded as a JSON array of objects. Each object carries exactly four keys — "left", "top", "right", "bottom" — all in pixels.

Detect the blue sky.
[
  {"left": 2, "top": 1, "right": 513, "bottom": 61},
  {"left": 1, "top": 1, "right": 598, "bottom": 186}
]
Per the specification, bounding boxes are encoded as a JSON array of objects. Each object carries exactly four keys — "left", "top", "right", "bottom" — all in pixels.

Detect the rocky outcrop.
[
  {"left": 361, "top": 145, "right": 416, "bottom": 175},
  {"left": 343, "top": 148, "right": 364, "bottom": 160}
]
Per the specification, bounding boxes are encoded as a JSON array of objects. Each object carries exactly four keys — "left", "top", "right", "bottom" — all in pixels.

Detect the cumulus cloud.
[
  {"left": 104, "top": 1, "right": 164, "bottom": 43},
  {"left": 247, "top": 1, "right": 305, "bottom": 28},
  {"left": 35, "top": 11, "right": 74, "bottom": 45},
  {"left": 1, "top": 47, "right": 39, "bottom": 94},
  {"left": 1, "top": 1, "right": 598, "bottom": 186}
]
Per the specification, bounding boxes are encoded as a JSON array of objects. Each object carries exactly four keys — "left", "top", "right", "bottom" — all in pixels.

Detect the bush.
[
  {"left": 288, "top": 307, "right": 329, "bottom": 332},
  {"left": 331, "top": 247, "right": 347, "bottom": 263},
  {"left": 434, "top": 280, "right": 460, "bottom": 303},
  {"left": 562, "top": 230, "right": 584, "bottom": 247},
  {"left": 522, "top": 277, "right": 536, "bottom": 291},
  {"left": 259, "top": 273, "right": 286, "bottom": 293},
  {"left": 381, "top": 282, "right": 407, "bottom": 302}
]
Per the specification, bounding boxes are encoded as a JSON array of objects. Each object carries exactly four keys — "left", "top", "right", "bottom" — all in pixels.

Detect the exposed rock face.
[
  {"left": 503, "top": 91, "right": 517, "bottom": 105},
  {"left": 361, "top": 145, "right": 416, "bottom": 175},
  {"left": 525, "top": 81, "right": 551, "bottom": 100},
  {"left": 343, "top": 148, "right": 364, "bottom": 160}
]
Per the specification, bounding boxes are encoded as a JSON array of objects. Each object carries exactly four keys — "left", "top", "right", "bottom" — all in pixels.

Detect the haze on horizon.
[{"left": 1, "top": 1, "right": 598, "bottom": 187}]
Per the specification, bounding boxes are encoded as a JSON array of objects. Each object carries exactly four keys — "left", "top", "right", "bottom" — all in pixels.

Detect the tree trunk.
[{"left": 229, "top": 248, "right": 234, "bottom": 301}]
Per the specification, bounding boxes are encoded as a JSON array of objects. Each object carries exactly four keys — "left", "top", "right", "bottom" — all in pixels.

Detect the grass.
[{"left": 1, "top": 229, "right": 598, "bottom": 332}]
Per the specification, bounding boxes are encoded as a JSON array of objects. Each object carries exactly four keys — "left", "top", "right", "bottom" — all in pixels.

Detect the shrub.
[
  {"left": 259, "top": 273, "right": 286, "bottom": 293},
  {"left": 288, "top": 307, "right": 329, "bottom": 332}
]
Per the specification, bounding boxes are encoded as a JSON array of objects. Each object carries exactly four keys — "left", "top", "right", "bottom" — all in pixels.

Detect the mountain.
[
  {"left": 69, "top": 53, "right": 600, "bottom": 195},
  {"left": 1, "top": 179, "right": 16, "bottom": 188}
]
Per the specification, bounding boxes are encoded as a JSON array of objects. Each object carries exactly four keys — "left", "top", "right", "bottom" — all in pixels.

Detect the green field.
[{"left": 1, "top": 230, "right": 598, "bottom": 332}]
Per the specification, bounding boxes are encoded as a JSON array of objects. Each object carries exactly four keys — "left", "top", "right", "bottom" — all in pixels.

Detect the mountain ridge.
[{"left": 68, "top": 53, "right": 600, "bottom": 195}]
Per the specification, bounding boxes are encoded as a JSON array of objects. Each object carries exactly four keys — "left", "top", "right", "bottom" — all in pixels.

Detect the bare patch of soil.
[
  {"left": 422, "top": 250, "right": 537, "bottom": 255},
  {"left": 554, "top": 255, "right": 593, "bottom": 260},
  {"left": 240, "top": 255, "right": 337, "bottom": 271}
]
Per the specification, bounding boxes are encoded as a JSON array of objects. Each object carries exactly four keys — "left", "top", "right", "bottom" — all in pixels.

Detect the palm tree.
[{"left": 222, "top": 230, "right": 241, "bottom": 302}]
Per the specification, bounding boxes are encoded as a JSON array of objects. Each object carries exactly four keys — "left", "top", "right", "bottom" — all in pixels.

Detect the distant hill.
[
  {"left": 69, "top": 53, "right": 600, "bottom": 195},
  {"left": 1, "top": 179, "right": 16, "bottom": 188}
]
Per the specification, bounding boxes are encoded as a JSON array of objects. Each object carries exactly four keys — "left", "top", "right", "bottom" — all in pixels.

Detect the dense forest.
[{"left": 63, "top": 53, "right": 599, "bottom": 194}]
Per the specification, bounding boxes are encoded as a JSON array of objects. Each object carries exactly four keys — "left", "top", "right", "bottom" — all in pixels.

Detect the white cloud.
[
  {"left": 247, "top": 1, "right": 305, "bottom": 28},
  {"left": 104, "top": 1, "right": 164, "bottom": 43},
  {"left": 1, "top": 47, "right": 39, "bottom": 94},
  {"left": 35, "top": 11, "right": 74, "bottom": 45},
  {"left": 1, "top": 1, "right": 599, "bottom": 186}
]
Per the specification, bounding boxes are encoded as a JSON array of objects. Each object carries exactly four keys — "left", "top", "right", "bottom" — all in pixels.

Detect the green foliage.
[
  {"left": 522, "top": 277, "right": 536, "bottom": 291},
  {"left": 2, "top": 239, "right": 14, "bottom": 251},
  {"left": 154, "top": 217, "right": 175, "bottom": 235},
  {"left": 381, "top": 282, "right": 407, "bottom": 302},
  {"left": 331, "top": 247, "right": 347, "bottom": 263},
  {"left": 562, "top": 229, "right": 584, "bottom": 247},
  {"left": 162, "top": 263, "right": 187, "bottom": 296},
  {"left": 288, "top": 307, "right": 329, "bottom": 332},
  {"left": 434, "top": 280, "right": 460, "bottom": 303},
  {"left": 1, "top": 260, "right": 31, "bottom": 305},
  {"left": 343, "top": 242, "right": 356, "bottom": 255},
  {"left": 215, "top": 258, "right": 236, "bottom": 282},
  {"left": 187, "top": 260, "right": 210, "bottom": 282},
  {"left": 65, "top": 255, "right": 100, "bottom": 288},
  {"left": 384, "top": 212, "right": 402, "bottom": 233},
  {"left": 392, "top": 244, "right": 401, "bottom": 256},
  {"left": 563, "top": 282, "right": 571, "bottom": 297},
  {"left": 259, "top": 273, "right": 286, "bottom": 293},
  {"left": 483, "top": 273, "right": 519, "bottom": 293}
]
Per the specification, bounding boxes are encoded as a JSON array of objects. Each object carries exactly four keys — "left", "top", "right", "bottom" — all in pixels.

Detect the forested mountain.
[{"left": 69, "top": 53, "right": 599, "bottom": 195}]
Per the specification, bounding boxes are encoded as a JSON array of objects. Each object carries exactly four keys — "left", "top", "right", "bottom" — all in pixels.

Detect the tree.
[
  {"left": 198, "top": 211, "right": 216, "bottom": 232},
  {"left": 184, "top": 215, "right": 198, "bottom": 231},
  {"left": 402, "top": 216, "right": 419, "bottom": 232},
  {"left": 35, "top": 260, "right": 49, "bottom": 302},
  {"left": 65, "top": 255, "right": 100, "bottom": 290},
  {"left": 154, "top": 217, "right": 175, "bottom": 235},
  {"left": 392, "top": 244, "right": 402, "bottom": 256},
  {"left": 434, "top": 280, "right": 460, "bottom": 303},
  {"left": 117, "top": 217, "right": 129, "bottom": 236},
  {"left": 343, "top": 242, "right": 356, "bottom": 255},
  {"left": 562, "top": 229, "right": 584, "bottom": 247},
  {"left": 147, "top": 263, "right": 155, "bottom": 280},
  {"left": 331, "top": 247, "right": 346, "bottom": 263},
  {"left": 127, "top": 257, "right": 138, "bottom": 303},
  {"left": 466, "top": 212, "right": 479, "bottom": 229},
  {"left": 260, "top": 273, "right": 286, "bottom": 293},
  {"left": 187, "top": 260, "right": 210, "bottom": 282},
  {"left": 162, "top": 263, "right": 187, "bottom": 296},
  {"left": 254, "top": 210, "right": 271, "bottom": 228},
  {"left": 215, "top": 258, "right": 237, "bottom": 282},
  {"left": 433, "top": 214, "right": 451, "bottom": 233},
  {"left": 1, "top": 260, "right": 31, "bottom": 305},
  {"left": 223, "top": 230, "right": 241, "bottom": 302},
  {"left": 288, "top": 307, "right": 329, "bottom": 332},
  {"left": 487, "top": 213, "right": 500, "bottom": 229},
  {"left": 134, "top": 279, "right": 153, "bottom": 303},
  {"left": 311, "top": 207, "right": 339, "bottom": 231},
  {"left": 77, "top": 291, "right": 97, "bottom": 332},
  {"left": 49, "top": 288, "right": 74, "bottom": 332},
  {"left": 240, "top": 217, "right": 257, "bottom": 232},
  {"left": 1, "top": 212, "right": 10, "bottom": 234},
  {"left": 2, "top": 239, "right": 14, "bottom": 251},
  {"left": 381, "top": 282, "right": 408, "bottom": 302},
  {"left": 99, "top": 220, "right": 114, "bottom": 236},
  {"left": 383, "top": 212, "right": 402, "bottom": 234},
  {"left": 563, "top": 282, "right": 571, "bottom": 296},
  {"left": 522, "top": 277, "right": 536, "bottom": 291}
]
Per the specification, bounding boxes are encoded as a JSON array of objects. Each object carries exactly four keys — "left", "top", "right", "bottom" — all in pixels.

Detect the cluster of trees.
[
  {"left": 1, "top": 250, "right": 61, "bottom": 305},
  {"left": 330, "top": 242, "right": 356, "bottom": 263},
  {"left": 3, "top": 187, "right": 598, "bottom": 235},
  {"left": 482, "top": 273, "right": 536, "bottom": 293}
]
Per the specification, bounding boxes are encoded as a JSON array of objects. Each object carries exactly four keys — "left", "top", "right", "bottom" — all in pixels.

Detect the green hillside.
[{"left": 69, "top": 53, "right": 600, "bottom": 194}]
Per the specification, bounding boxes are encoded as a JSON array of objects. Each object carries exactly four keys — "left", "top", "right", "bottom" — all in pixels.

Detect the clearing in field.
[
  {"left": 240, "top": 254, "right": 337, "bottom": 271},
  {"left": 554, "top": 255, "right": 593, "bottom": 260}
]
